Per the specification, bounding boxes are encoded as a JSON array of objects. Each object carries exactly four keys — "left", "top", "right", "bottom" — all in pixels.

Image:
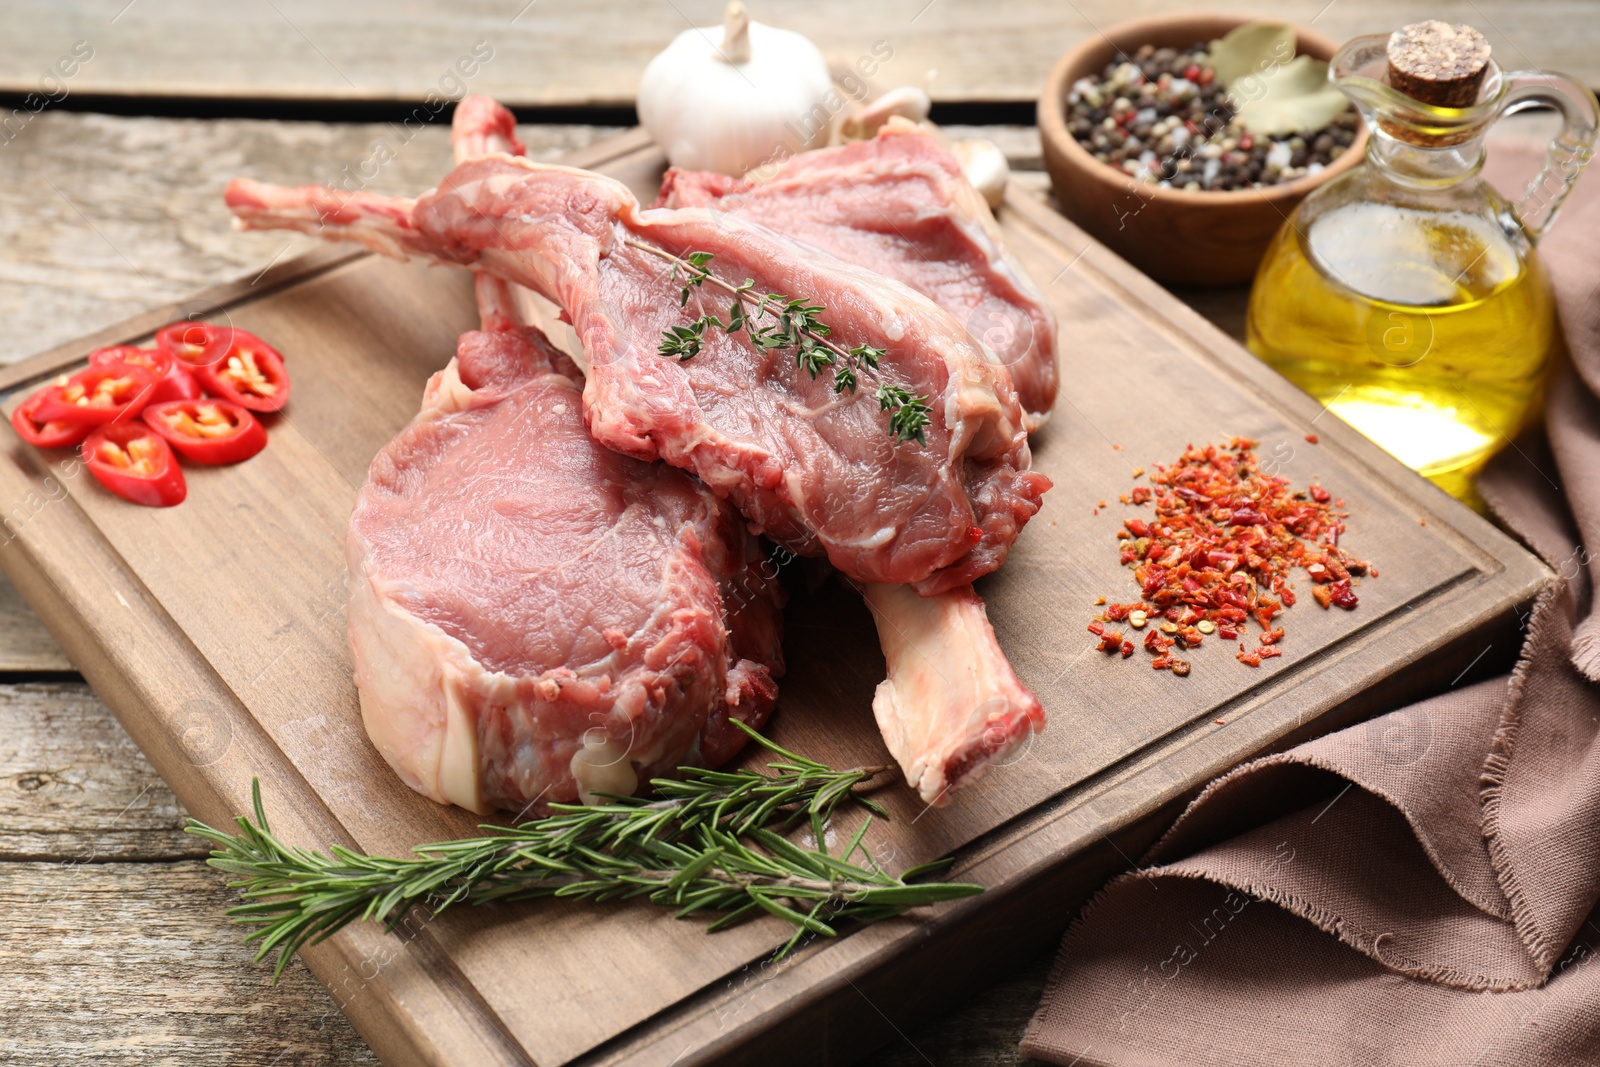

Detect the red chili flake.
[
  {"left": 1121, "top": 640, "right": 1135, "bottom": 658},
  {"left": 1214, "top": 718, "right": 1227, "bottom": 725},
  {"left": 1094, "top": 595, "right": 1107, "bottom": 605},
  {"left": 1305, "top": 433, "right": 1319, "bottom": 444},
  {"left": 1097, "top": 628, "right": 1125, "bottom": 652},
  {"left": 1087, "top": 621, "right": 1105, "bottom": 636},
  {"left": 1090, "top": 437, "right": 1374, "bottom": 676},
  {"left": 1328, "top": 579, "right": 1359, "bottom": 610}
]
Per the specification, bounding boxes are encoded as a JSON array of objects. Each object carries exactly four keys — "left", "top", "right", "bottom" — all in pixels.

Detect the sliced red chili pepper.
[
  {"left": 82, "top": 423, "right": 186, "bottom": 507},
  {"left": 142, "top": 399, "right": 266, "bottom": 465},
  {"left": 10, "top": 390, "right": 92, "bottom": 449},
  {"left": 155, "top": 321, "right": 234, "bottom": 371},
  {"left": 89, "top": 344, "right": 160, "bottom": 371},
  {"left": 33, "top": 363, "right": 158, "bottom": 426},
  {"left": 91, "top": 344, "right": 202, "bottom": 405},
  {"left": 193, "top": 329, "right": 290, "bottom": 413}
]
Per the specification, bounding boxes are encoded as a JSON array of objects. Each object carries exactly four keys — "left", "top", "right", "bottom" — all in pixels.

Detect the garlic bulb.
[
  {"left": 637, "top": 1, "right": 835, "bottom": 177},
  {"left": 952, "top": 139, "right": 1009, "bottom": 208}
]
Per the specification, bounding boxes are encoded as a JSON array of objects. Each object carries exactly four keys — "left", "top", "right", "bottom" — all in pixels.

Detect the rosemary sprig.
[
  {"left": 626, "top": 240, "right": 934, "bottom": 446},
  {"left": 186, "top": 726, "right": 981, "bottom": 979}
]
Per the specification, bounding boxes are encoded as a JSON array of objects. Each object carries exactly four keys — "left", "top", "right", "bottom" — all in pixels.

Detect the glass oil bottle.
[{"left": 1247, "top": 22, "right": 1598, "bottom": 502}]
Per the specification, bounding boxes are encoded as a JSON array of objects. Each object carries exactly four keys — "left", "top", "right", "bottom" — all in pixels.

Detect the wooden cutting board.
[{"left": 0, "top": 129, "right": 1548, "bottom": 1067}]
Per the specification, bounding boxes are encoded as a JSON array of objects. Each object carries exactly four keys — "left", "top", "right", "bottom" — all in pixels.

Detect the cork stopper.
[{"left": 1386, "top": 21, "right": 1491, "bottom": 107}]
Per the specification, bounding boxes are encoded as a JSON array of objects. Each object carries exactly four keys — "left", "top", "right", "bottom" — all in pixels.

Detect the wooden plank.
[
  {"left": 862, "top": 953, "right": 1050, "bottom": 1067},
  {"left": 0, "top": 578, "right": 72, "bottom": 671},
  {"left": 0, "top": 860, "right": 379, "bottom": 1067},
  {"left": 0, "top": 112, "right": 623, "bottom": 366},
  {"left": 0, "top": 680, "right": 197, "bottom": 860},
  {"left": 0, "top": 124, "right": 1550, "bottom": 1066},
  {"left": 0, "top": 1, "right": 1593, "bottom": 107}
]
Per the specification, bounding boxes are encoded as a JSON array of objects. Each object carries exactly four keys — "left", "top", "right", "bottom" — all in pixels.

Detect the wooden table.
[{"left": 0, "top": 4, "right": 1581, "bottom": 1064}]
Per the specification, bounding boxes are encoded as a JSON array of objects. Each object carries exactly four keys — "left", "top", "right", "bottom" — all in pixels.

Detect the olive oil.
[
  {"left": 1243, "top": 24, "right": 1596, "bottom": 504},
  {"left": 1248, "top": 201, "right": 1553, "bottom": 500}
]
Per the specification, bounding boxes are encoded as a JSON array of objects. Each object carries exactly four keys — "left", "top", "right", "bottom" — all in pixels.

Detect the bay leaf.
[
  {"left": 1230, "top": 54, "right": 1350, "bottom": 136},
  {"left": 1208, "top": 22, "right": 1297, "bottom": 87}
]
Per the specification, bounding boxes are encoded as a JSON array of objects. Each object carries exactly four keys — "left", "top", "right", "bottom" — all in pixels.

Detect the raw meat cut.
[
  {"left": 226, "top": 155, "right": 1050, "bottom": 596},
  {"left": 347, "top": 248, "right": 783, "bottom": 815},
  {"left": 643, "top": 117, "right": 1050, "bottom": 804},
  {"left": 443, "top": 97, "right": 1044, "bottom": 806},
  {"left": 656, "top": 121, "right": 1059, "bottom": 429}
]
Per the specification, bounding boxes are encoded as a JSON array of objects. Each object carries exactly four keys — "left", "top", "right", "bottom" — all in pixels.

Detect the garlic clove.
[
  {"left": 952, "top": 139, "right": 1010, "bottom": 208},
  {"left": 837, "top": 86, "right": 933, "bottom": 143}
]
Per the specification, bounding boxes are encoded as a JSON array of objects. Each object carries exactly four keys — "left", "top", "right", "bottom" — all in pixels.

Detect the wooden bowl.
[{"left": 1037, "top": 13, "right": 1367, "bottom": 287}]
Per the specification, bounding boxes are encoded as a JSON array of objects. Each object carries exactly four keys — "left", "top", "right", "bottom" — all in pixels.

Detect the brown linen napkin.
[{"left": 1023, "top": 140, "right": 1600, "bottom": 1066}]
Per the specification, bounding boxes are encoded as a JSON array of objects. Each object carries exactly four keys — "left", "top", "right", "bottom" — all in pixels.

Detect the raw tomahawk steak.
[
  {"left": 656, "top": 121, "right": 1059, "bottom": 429},
  {"left": 347, "top": 276, "right": 783, "bottom": 814},
  {"left": 226, "top": 158, "right": 1050, "bottom": 596},
  {"left": 652, "top": 120, "right": 1056, "bottom": 803}
]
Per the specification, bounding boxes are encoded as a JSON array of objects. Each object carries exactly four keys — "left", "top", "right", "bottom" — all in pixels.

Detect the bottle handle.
[{"left": 1498, "top": 70, "right": 1600, "bottom": 241}]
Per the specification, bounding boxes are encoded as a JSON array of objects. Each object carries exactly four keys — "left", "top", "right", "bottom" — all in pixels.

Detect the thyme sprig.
[
  {"left": 186, "top": 726, "right": 981, "bottom": 979},
  {"left": 626, "top": 240, "right": 934, "bottom": 446}
]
